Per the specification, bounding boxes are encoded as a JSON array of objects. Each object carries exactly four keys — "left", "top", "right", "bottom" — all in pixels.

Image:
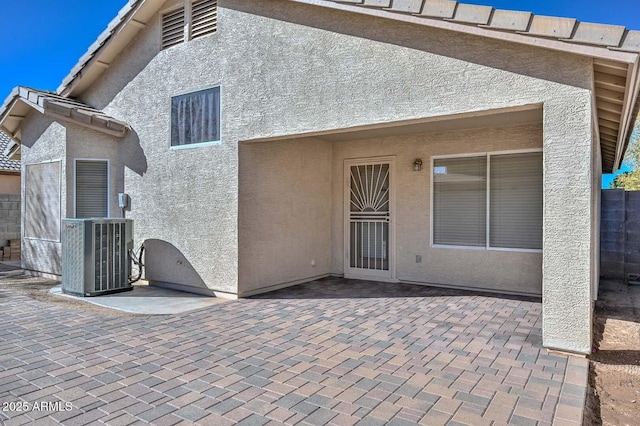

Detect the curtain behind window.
[{"left": 171, "top": 87, "right": 220, "bottom": 146}]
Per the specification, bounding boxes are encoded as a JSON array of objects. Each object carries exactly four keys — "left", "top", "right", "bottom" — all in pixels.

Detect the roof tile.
[
  {"left": 363, "top": 0, "right": 392, "bottom": 7},
  {"left": 484, "top": 9, "right": 532, "bottom": 32},
  {"left": 447, "top": 3, "right": 493, "bottom": 25},
  {"left": 619, "top": 31, "right": 640, "bottom": 52},
  {"left": 570, "top": 22, "right": 626, "bottom": 47},
  {"left": 0, "top": 133, "right": 20, "bottom": 172},
  {"left": 389, "top": 0, "right": 424, "bottom": 14},
  {"left": 419, "top": 0, "right": 457, "bottom": 19},
  {"left": 525, "top": 15, "right": 576, "bottom": 38}
]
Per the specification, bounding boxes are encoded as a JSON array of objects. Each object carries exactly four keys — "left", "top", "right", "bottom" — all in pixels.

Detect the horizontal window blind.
[
  {"left": 433, "top": 157, "right": 487, "bottom": 247},
  {"left": 76, "top": 161, "right": 108, "bottom": 218},
  {"left": 490, "top": 152, "right": 543, "bottom": 249}
]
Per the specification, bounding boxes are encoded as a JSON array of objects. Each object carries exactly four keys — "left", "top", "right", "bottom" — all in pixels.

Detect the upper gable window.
[
  {"left": 161, "top": 0, "right": 217, "bottom": 50},
  {"left": 171, "top": 87, "right": 221, "bottom": 147}
]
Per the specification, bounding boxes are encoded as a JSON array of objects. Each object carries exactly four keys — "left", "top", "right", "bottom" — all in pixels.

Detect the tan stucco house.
[{"left": 1, "top": 0, "right": 639, "bottom": 354}]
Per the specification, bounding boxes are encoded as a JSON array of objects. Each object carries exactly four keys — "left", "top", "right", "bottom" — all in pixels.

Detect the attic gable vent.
[
  {"left": 191, "top": 0, "right": 217, "bottom": 40},
  {"left": 162, "top": 7, "right": 185, "bottom": 50}
]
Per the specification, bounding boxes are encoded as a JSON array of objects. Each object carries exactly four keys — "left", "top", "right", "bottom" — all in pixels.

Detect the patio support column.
[{"left": 542, "top": 94, "right": 595, "bottom": 355}]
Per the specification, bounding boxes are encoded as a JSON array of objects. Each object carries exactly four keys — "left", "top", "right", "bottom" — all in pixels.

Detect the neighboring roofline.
[
  {"left": 3, "top": 139, "right": 20, "bottom": 161},
  {"left": 0, "top": 131, "right": 22, "bottom": 168}
]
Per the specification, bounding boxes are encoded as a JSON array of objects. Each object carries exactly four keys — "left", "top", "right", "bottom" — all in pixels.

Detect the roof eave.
[
  {"left": 615, "top": 67, "right": 640, "bottom": 171},
  {"left": 296, "top": 0, "right": 640, "bottom": 64},
  {"left": 0, "top": 87, "right": 130, "bottom": 146}
]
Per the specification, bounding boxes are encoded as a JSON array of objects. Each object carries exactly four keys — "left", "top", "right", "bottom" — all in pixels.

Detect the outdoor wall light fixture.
[{"left": 414, "top": 159, "right": 423, "bottom": 172}]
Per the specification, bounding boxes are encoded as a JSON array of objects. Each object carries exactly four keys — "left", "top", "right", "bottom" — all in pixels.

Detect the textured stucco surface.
[
  {"left": 541, "top": 96, "right": 595, "bottom": 354},
  {"left": 20, "top": 114, "right": 66, "bottom": 276},
  {"left": 238, "top": 139, "right": 332, "bottom": 294},
  {"left": 19, "top": 0, "right": 597, "bottom": 352},
  {"left": 331, "top": 124, "right": 543, "bottom": 295}
]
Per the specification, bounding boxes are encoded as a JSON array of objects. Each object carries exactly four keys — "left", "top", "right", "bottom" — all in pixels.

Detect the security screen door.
[{"left": 345, "top": 159, "right": 394, "bottom": 279}]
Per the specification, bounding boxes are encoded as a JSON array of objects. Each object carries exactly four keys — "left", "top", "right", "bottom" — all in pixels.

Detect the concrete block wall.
[
  {"left": 0, "top": 193, "right": 21, "bottom": 248},
  {"left": 625, "top": 192, "right": 640, "bottom": 277},
  {"left": 600, "top": 189, "right": 640, "bottom": 279}
]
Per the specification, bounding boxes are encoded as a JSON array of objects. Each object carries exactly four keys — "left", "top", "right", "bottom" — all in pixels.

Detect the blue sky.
[{"left": 1, "top": 0, "right": 639, "bottom": 185}]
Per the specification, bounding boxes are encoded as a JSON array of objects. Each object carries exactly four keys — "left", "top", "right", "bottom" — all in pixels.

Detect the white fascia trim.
[{"left": 614, "top": 58, "right": 640, "bottom": 170}]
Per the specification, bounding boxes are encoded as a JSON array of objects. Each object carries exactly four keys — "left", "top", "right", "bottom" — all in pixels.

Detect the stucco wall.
[
  {"left": 20, "top": 114, "right": 67, "bottom": 275},
  {"left": 0, "top": 174, "right": 20, "bottom": 195},
  {"left": 238, "top": 138, "right": 332, "bottom": 294},
  {"left": 19, "top": 0, "right": 596, "bottom": 351},
  {"left": 65, "top": 127, "right": 124, "bottom": 219},
  {"left": 331, "top": 124, "right": 543, "bottom": 295}
]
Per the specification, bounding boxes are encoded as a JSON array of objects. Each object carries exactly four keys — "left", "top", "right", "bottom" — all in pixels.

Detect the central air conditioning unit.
[{"left": 62, "top": 218, "right": 134, "bottom": 297}]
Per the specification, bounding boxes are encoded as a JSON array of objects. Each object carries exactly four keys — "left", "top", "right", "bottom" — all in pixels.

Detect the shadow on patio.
[{"left": 249, "top": 276, "right": 541, "bottom": 302}]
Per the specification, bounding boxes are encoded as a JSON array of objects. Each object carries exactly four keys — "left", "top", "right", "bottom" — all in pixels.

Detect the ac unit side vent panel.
[{"left": 62, "top": 219, "right": 133, "bottom": 297}]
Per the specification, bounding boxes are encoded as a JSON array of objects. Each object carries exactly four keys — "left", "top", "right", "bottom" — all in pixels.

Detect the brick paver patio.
[{"left": 0, "top": 277, "right": 587, "bottom": 425}]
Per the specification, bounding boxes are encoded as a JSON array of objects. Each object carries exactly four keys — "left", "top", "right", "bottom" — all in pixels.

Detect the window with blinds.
[
  {"left": 432, "top": 151, "right": 543, "bottom": 251},
  {"left": 490, "top": 153, "right": 543, "bottom": 250},
  {"left": 161, "top": 7, "right": 185, "bottom": 50},
  {"left": 76, "top": 160, "right": 108, "bottom": 218},
  {"left": 433, "top": 157, "right": 487, "bottom": 247},
  {"left": 161, "top": 1, "right": 217, "bottom": 50}
]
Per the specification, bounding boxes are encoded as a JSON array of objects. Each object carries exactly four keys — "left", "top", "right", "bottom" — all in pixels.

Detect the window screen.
[
  {"left": 171, "top": 87, "right": 221, "bottom": 146},
  {"left": 490, "top": 152, "right": 543, "bottom": 249},
  {"left": 76, "top": 160, "right": 108, "bottom": 218},
  {"left": 433, "top": 156, "right": 487, "bottom": 247},
  {"left": 25, "top": 162, "right": 61, "bottom": 240}
]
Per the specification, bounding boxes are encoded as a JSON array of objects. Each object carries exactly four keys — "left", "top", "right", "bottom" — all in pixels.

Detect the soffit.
[{"left": 243, "top": 104, "right": 543, "bottom": 144}]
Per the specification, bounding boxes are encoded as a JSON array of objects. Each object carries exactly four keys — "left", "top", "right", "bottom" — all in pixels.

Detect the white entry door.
[{"left": 344, "top": 158, "right": 395, "bottom": 280}]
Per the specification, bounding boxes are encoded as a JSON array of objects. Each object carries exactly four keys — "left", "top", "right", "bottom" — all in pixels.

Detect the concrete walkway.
[
  {"left": 50, "top": 284, "right": 228, "bottom": 315},
  {"left": 0, "top": 277, "right": 587, "bottom": 425}
]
